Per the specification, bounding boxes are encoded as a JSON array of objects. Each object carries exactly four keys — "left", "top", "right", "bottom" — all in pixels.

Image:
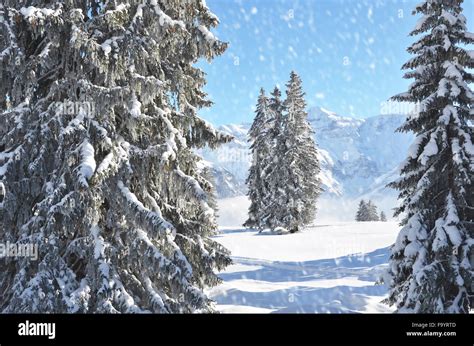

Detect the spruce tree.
[
  {"left": 386, "top": 0, "right": 474, "bottom": 313},
  {"left": 366, "top": 200, "right": 380, "bottom": 222},
  {"left": 380, "top": 211, "right": 387, "bottom": 222},
  {"left": 0, "top": 0, "right": 231, "bottom": 313},
  {"left": 356, "top": 200, "right": 367, "bottom": 222},
  {"left": 356, "top": 200, "right": 379, "bottom": 221},
  {"left": 244, "top": 89, "right": 271, "bottom": 230},
  {"left": 256, "top": 73, "right": 321, "bottom": 233},
  {"left": 281, "top": 71, "right": 322, "bottom": 231},
  {"left": 260, "top": 87, "right": 287, "bottom": 231}
]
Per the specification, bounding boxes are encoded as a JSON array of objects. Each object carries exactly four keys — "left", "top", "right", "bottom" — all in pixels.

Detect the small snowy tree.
[
  {"left": 0, "top": 0, "right": 231, "bottom": 313},
  {"left": 356, "top": 200, "right": 368, "bottom": 222},
  {"left": 366, "top": 201, "right": 380, "bottom": 222},
  {"left": 380, "top": 211, "right": 387, "bottom": 222},
  {"left": 244, "top": 89, "right": 272, "bottom": 230},
  {"left": 386, "top": 0, "right": 474, "bottom": 313},
  {"left": 356, "top": 200, "right": 379, "bottom": 221}
]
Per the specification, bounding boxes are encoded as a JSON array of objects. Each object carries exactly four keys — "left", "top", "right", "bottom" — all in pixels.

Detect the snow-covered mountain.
[
  {"left": 210, "top": 166, "right": 247, "bottom": 198},
  {"left": 199, "top": 107, "right": 413, "bottom": 200},
  {"left": 308, "top": 108, "right": 413, "bottom": 197}
]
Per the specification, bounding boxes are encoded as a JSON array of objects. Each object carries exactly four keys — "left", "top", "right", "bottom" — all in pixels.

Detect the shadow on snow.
[{"left": 213, "top": 245, "right": 391, "bottom": 313}]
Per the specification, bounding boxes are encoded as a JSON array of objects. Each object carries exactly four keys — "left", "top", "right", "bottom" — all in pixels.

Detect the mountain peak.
[
  {"left": 199, "top": 108, "right": 413, "bottom": 199},
  {"left": 308, "top": 107, "right": 365, "bottom": 128}
]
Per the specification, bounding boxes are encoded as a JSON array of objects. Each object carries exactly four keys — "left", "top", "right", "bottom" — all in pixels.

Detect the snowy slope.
[
  {"left": 211, "top": 166, "right": 247, "bottom": 198},
  {"left": 208, "top": 221, "right": 399, "bottom": 313},
  {"left": 200, "top": 107, "right": 413, "bottom": 200}
]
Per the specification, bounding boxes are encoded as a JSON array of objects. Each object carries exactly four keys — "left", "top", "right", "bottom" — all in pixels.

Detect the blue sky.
[{"left": 197, "top": 0, "right": 474, "bottom": 125}]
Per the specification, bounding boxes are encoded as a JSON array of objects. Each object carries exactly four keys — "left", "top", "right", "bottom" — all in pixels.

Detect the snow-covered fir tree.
[
  {"left": 280, "top": 71, "right": 322, "bottom": 231},
  {"left": 356, "top": 200, "right": 368, "bottom": 222},
  {"left": 386, "top": 0, "right": 474, "bottom": 313},
  {"left": 253, "top": 73, "right": 321, "bottom": 233},
  {"left": 366, "top": 201, "right": 380, "bottom": 222},
  {"left": 0, "top": 0, "right": 232, "bottom": 313},
  {"left": 356, "top": 200, "right": 379, "bottom": 222},
  {"left": 244, "top": 89, "right": 272, "bottom": 230},
  {"left": 380, "top": 211, "right": 387, "bottom": 222},
  {"left": 260, "top": 87, "right": 287, "bottom": 231}
]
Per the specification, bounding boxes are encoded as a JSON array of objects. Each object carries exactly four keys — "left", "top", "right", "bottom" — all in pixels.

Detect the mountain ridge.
[{"left": 199, "top": 107, "right": 413, "bottom": 200}]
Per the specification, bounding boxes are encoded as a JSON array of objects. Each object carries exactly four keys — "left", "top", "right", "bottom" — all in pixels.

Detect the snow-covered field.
[
  {"left": 216, "top": 195, "right": 400, "bottom": 226},
  {"left": 208, "top": 198, "right": 400, "bottom": 313}
]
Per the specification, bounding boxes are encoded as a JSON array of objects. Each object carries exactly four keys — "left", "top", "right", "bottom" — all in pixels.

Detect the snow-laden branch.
[{"left": 117, "top": 180, "right": 176, "bottom": 240}]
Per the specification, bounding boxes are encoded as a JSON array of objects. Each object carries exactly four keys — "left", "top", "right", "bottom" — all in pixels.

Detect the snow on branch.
[
  {"left": 128, "top": 93, "right": 142, "bottom": 119},
  {"left": 438, "top": 105, "right": 460, "bottom": 126},
  {"left": 90, "top": 224, "right": 135, "bottom": 313},
  {"left": 397, "top": 214, "right": 427, "bottom": 273},
  {"left": 109, "top": 270, "right": 144, "bottom": 313},
  {"left": 60, "top": 111, "right": 87, "bottom": 138},
  {"left": 95, "top": 152, "right": 115, "bottom": 177},
  {"left": 132, "top": 229, "right": 206, "bottom": 310},
  {"left": 189, "top": 115, "right": 233, "bottom": 149},
  {"left": 19, "top": 6, "right": 62, "bottom": 22},
  {"left": 77, "top": 140, "right": 96, "bottom": 188},
  {"left": 418, "top": 130, "right": 439, "bottom": 165},
  {"left": 413, "top": 14, "right": 429, "bottom": 32},
  {"left": 65, "top": 278, "right": 91, "bottom": 313},
  {"left": 0, "top": 8, "right": 21, "bottom": 61},
  {"left": 174, "top": 168, "right": 214, "bottom": 219},
  {"left": 150, "top": 1, "right": 186, "bottom": 30},
  {"left": 142, "top": 276, "right": 167, "bottom": 313},
  {"left": 100, "top": 36, "right": 124, "bottom": 57},
  {"left": 198, "top": 25, "right": 217, "bottom": 44},
  {"left": 437, "top": 78, "right": 461, "bottom": 98},
  {"left": 442, "top": 193, "right": 462, "bottom": 247},
  {"left": 117, "top": 181, "right": 176, "bottom": 240},
  {"left": 408, "top": 165, "right": 436, "bottom": 207},
  {"left": 408, "top": 133, "right": 428, "bottom": 159},
  {"left": 440, "top": 9, "right": 459, "bottom": 26},
  {"left": 159, "top": 114, "right": 179, "bottom": 163},
  {"left": 104, "top": 3, "right": 129, "bottom": 17},
  {"left": 0, "top": 146, "right": 22, "bottom": 177}
]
